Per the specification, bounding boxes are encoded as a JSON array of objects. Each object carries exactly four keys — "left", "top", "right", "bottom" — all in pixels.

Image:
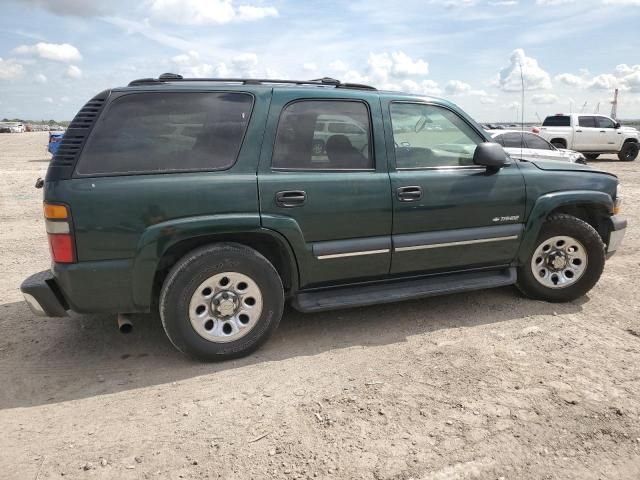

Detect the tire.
[
  {"left": 551, "top": 140, "right": 566, "bottom": 149},
  {"left": 159, "top": 243, "right": 284, "bottom": 361},
  {"left": 584, "top": 153, "right": 599, "bottom": 160},
  {"left": 618, "top": 142, "right": 638, "bottom": 162},
  {"left": 312, "top": 140, "right": 325, "bottom": 155},
  {"left": 516, "top": 214, "right": 605, "bottom": 303}
]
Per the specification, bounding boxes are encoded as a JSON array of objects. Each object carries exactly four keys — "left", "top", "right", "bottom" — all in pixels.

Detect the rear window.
[
  {"left": 76, "top": 92, "right": 253, "bottom": 175},
  {"left": 499, "top": 132, "right": 526, "bottom": 149},
  {"left": 542, "top": 115, "right": 570, "bottom": 127}
]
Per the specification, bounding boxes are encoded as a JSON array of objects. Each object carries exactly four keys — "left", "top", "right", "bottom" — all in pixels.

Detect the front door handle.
[
  {"left": 396, "top": 186, "right": 423, "bottom": 202},
  {"left": 276, "top": 190, "right": 306, "bottom": 207}
]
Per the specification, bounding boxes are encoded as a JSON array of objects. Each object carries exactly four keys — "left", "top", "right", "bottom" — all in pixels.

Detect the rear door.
[
  {"left": 384, "top": 99, "right": 526, "bottom": 275},
  {"left": 258, "top": 89, "right": 392, "bottom": 288},
  {"left": 575, "top": 116, "right": 598, "bottom": 150}
]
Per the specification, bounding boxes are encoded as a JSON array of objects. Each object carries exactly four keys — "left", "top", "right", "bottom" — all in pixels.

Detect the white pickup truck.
[{"left": 534, "top": 114, "right": 639, "bottom": 161}]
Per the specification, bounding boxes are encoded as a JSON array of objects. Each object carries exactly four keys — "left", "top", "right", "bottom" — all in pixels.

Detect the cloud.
[
  {"left": 303, "top": 63, "right": 318, "bottom": 72},
  {"left": 170, "top": 50, "right": 227, "bottom": 77},
  {"left": 66, "top": 65, "right": 82, "bottom": 78},
  {"left": 35, "top": 73, "right": 47, "bottom": 83},
  {"left": 531, "top": 93, "right": 559, "bottom": 104},
  {"left": 103, "top": 16, "right": 196, "bottom": 51},
  {"left": 445, "top": 80, "right": 472, "bottom": 95},
  {"left": 498, "top": 49, "right": 552, "bottom": 92},
  {"left": 328, "top": 60, "right": 349, "bottom": 73},
  {"left": 480, "top": 96, "right": 497, "bottom": 104},
  {"left": 44, "top": 96, "right": 54, "bottom": 103},
  {"left": 0, "top": 58, "right": 25, "bottom": 80},
  {"left": 18, "top": 0, "right": 106, "bottom": 16},
  {"left": 536, "top": 0, "right": 575, "bottom": 4},
  {"left": 603, "top": 0, "right": 640, "bottom": 4},
  {"left": 367, "top": 51, "right": 429, "bottom": 80},
  {"left": 588, "top": 73, "right": 619, "bottom": 90},
  {"left": 13, "top": 42, "right": 81, "bottom": 63},
  {"left": 555, "top": 73, "right": 584, "bottom": 88},
  {"left": 232, "top": 53, "right": 258, "bottom": 76},
  {"left": 147, "top": 0, "right": 278, "bottom": 25}
]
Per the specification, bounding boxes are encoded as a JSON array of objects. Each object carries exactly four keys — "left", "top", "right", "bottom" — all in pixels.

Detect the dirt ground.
[{"left": 1, "top": 132, "right": 639, "bottom": 480}]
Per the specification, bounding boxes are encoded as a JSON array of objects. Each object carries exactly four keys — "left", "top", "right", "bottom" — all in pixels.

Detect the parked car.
[
  {"left": 21, "top": 74, "right": 627, "bottom": 361},
  {"left": 488, "top": 130, "right": 587, "bottom": 164},
  {"left": 312, "top": 115, "right": 368, "bottom": 156},
  {"left": 535, "top": 114, "right": 639, "bottom": 161},
  {"left": 48, "top": 132, "right": 64, "bottom": 155},
  {"left": 0, "top": 123, "right": 10, "bottom": 133},
  {"left": 3, "top": 122, "right": 25, "bottom": 133}
]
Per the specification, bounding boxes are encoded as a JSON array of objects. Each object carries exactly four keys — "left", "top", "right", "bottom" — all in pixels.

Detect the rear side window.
[
  {"left": 500, "top": 132, "right": 526, "bottom": 149},
  {"left": 76, "top": 92, "right": 253, "bottom": 175},
  {"left": 272, "top": 100, "right": 373, "bottom": 170},
  {"left": 542, "top": 115, "right": 570, "bottom": 127},
  {"left": 578, "top": 116, "right": 596, "bottom": 128}
]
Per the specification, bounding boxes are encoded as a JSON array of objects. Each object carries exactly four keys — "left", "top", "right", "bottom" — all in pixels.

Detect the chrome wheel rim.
[
  {"left": 531, "top": 235, "right": 588, "bottom": 289},
  {"left": 188, "top": 272, "right": 263, "bottom": 343}
]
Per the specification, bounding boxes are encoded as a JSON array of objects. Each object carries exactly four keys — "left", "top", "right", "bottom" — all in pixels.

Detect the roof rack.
[{"left": 128, "top": 73, "right": 377, "bottom": 91}]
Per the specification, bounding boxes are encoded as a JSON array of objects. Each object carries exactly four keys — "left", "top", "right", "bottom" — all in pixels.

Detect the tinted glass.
[
  {"left": 273, "top": 101, "right": 372, "bottom": 170},
  {"left": 493, "top": 135, "right": 505, "bottom": 146},
  {"left": 77, "top": 92, "right": 253, "bottom": 175},
  {"left": 524, "top": 133, "right": 552, "bottom": 150},
  {"left": 596, "top": 116, "right": 615, "bottom": 128},
  {"left": 542, "top": 115, "right": 570, "bottom": 127},
  {"left": 578, "top": 116, "right": 596, "bottom": 128},
  {"left": 390, "top": 103, "right": 483, "bottom": 168},
  {"left": 500, "top": 132, "right": 526, "bottom": 149}
]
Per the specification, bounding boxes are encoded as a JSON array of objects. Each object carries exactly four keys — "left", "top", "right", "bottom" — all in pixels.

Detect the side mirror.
[
  {"left": 615, "top": 122, "right": 621, "bottom": 129},
  {"left": 473, "top": 142, "right": 509, "bottom": 170}
]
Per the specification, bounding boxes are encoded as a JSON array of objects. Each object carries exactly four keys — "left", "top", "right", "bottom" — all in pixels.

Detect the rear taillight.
[
  {"left": 43, "top": 203, "right": 75, "bottom": 263},
  {"left": 531, "top": 127, "right": 540, "bottom": 134}
]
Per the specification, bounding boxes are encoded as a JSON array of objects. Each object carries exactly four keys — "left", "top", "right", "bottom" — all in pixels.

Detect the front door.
[
  {"left": 258, "top": 91, "right": 392, "bottom": 288},
  {"left": 595, "top": 116, "right": 620, "bottom": 151},
  {"left": 575, "top": 116, "right": 600, "bottom": 151},
  {"left": 383, "top": 100, "right": 526, "bottom": 275}
]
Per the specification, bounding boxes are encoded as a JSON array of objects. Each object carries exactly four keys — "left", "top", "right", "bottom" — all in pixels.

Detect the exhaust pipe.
[{"left": 117, "top": 314, "right": 133, "bottom": 334}]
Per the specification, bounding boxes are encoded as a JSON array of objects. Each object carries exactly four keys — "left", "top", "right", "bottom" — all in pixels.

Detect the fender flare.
[
  {"left": 130, "top": 214, "right": 301, "bottom": 309},
  {"left": 516, "top": 190, "right": 613, "bottom": 264}
]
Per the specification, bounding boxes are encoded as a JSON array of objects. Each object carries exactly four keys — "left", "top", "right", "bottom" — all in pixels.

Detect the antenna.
[
  {"left": 594, "top": 102, "right": 600, "bottom": 114},
  {"left": 610, "top": 88, "right": 619, "bottom": 119},
  {"left": 519, "top": 60, "right": 525, "bottom": 159},
  {"left": 580, "top": 101, "right": 588, "bottom": 113}
]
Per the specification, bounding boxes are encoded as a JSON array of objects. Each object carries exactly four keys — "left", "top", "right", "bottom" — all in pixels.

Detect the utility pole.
[{"left": 610, "top": 88, "right": 619, "bottom": 119}]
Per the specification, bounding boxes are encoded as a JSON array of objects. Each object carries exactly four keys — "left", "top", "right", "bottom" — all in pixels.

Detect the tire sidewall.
[
  {"left": 517, "top": 216, "right": 605, "bottom": 302},
  {"left": 160, "top": 244, "right": 284, "bottom": 360},
  {"left": 619, "top": 142, "right": 638, "bottom": 162}
]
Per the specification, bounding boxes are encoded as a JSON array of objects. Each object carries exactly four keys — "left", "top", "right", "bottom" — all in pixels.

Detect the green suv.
[{"left": 21, "top": 74, "right": 627, "bottom": 361}]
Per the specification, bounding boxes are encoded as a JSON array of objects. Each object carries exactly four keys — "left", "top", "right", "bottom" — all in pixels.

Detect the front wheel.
[
  {"left": 516, "top": 214, "right": 605, "bottom": 302},
  {"left": 618, "top": 142, "right": 639, "bottom": 162},
  {"left": 159, "top": 243, "right": 284, "bottom": 361}
]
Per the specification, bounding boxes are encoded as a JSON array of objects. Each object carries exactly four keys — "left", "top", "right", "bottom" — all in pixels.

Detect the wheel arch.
[
  {"left": 517, "top": 190, "right": 613, "bottom": 264},
  {"left": 550, "top": 138, "right": 567, "bottom": 148},
  {"left": 131, "top": 216, "right": 300, "bottom": 311}
]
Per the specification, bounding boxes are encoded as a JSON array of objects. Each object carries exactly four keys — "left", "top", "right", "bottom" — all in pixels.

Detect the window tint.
[
  {"left": 272, "top": 101, "right": 372, "bottom": 170},
  {"left": 542, "top": 115, "right": 570, "bottom": 127},
  {"left": 499, "top": 132, "right": 526, "bottom": 149},
  {"left": 390, "top": 103, "right": 483, "bottom": 168},
  {"left": 596, "top": 116, "right": 615, "bottom": 128},
  {"left": 524, "top": 133, "right": 552, "bottom": 150},
  {"left": 77, "top": 92, "right": 253, "bottom": 175},
  {"left": 578, "top": 116, "right": 596, "bottom": 128},
  {"left": 493, "top": 135, "right": 505, "bottom": 146}
]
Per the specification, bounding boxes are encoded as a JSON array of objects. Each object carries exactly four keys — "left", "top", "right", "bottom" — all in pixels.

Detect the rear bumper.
[
  {"left": 606, "top": 216, "right": 627, "bottom": 259},
  {"left": 20, "top": 270, "right": 68, "bottom": 317}
]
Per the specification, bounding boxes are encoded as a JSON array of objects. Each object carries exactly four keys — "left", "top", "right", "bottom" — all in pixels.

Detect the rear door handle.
[
  {"left": 576, "top": 130, "right": 582, "bottom": 133},
  {"left": 396, "top": 186, "right": 423, "bottom": 202},
  {"left": 275, "top": 190, "right": 306, "bottom": 207}
]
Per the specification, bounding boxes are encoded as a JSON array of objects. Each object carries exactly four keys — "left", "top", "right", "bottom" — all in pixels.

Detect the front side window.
[
  {"left": 390, "top": 103, "right": 484, "bottom": 168},
  {"left": 596, "top": 116, "right": 616, "bottom": 129},
  {"left": 77, "top": 92, "right": 253, "bottom": 175},
  {"left": 525, "top": 133, "right": 553, "bottom": 150},
  {"left": 272, "top": 100, "right": 372, "bottom": 170},
  {"left": 578, "top": 116, "right": 596, "bottom": 128}
]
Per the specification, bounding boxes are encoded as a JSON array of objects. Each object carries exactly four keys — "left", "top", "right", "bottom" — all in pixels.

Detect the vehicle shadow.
[{"left": 0, "top": 288, "right": 585, "bottom": 410}]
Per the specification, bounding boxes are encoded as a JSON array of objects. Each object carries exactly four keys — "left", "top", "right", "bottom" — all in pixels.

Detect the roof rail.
[{"left": 128, "top": 73, "right": 377, "bottom": 91}]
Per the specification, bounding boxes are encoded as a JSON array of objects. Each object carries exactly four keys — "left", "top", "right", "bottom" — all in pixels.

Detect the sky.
[{"left": 1, "top": 0, "right": 639, "bottom": 122}]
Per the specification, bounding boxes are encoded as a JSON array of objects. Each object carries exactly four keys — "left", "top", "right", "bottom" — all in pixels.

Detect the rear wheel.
[
  {"left": 618, "top": 142, "right": 638, "bottom": 162},
  {"left": 159, "top": 243, "right": 284, "bottom": 361},
  {"left": 516, "top": 214, "right": 605, "bottom": 302},
  {"left": 584, "top": 153, "right": 599, "bottom": 160},
  {"left": 312, "top": 140, "right": 325, "bottom": 155}
]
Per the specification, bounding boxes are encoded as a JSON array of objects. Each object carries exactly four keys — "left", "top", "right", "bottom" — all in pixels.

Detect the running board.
[{"left": 292, "top": 267, "right": 516, "bottom": 313}]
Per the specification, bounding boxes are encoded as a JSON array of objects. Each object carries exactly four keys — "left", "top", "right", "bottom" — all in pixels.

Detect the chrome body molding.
[
  {"left": 316, "top": 249, "right": 390, "bottom": 260},
  {"left": 394, "top": 235, "right": 519, "bottom": 252}
]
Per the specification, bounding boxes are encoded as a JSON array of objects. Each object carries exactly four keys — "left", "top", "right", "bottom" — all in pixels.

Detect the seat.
[{"left": 325, "top": 135, "right": 370, "bottom": 169}]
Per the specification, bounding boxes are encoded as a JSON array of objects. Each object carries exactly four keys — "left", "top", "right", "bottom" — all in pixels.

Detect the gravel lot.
[{"left": 1, "top": 132, "right": 639, "bottom": 480}]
